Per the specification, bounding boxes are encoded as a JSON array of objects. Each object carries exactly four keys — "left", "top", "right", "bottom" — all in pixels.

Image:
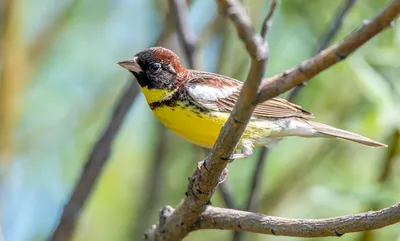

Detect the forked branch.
[{"left": 144, "top": 0, "right": 400, "bottom": 240}]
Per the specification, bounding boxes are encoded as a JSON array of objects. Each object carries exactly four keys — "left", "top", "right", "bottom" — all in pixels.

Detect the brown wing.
[{"left": 185, "top": 70, "right": 313, "bottom": 118}]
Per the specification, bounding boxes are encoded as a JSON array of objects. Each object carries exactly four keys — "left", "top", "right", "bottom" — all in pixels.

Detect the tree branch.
[
  {"left": 170, "top": 0, "right": 198, "bottom": 69},
  {"left": 232, "top": 2, "right": 277, "bottom": 240},
  {"left": 131, "top": 126, "right": 168, "bottom": 240},
  {"left": 50, "top": 81, "right": 140, "bottom": 241},
  {"left": 377, "top": 129, "right": 400, "bottom": 182},
  {"left": 171, "top": 0, "right": 239, "bottom": 211},
  {"left": 234, "top": 2, "right": 357, "bottom": 229},
  {"left": 194, "top": 204, "right": 400, "bottom": 237},
  {"left": 144, "top": 0, "right": 400, "bottom": 240},
  {"left": 144, "top": 0, "right": 270, "bottom": 239},
  {"left": 241, "top": 0, "right": 277, "bottom": 213},
  {"left": 260, "top": 0, "right": 277, "bottom": 39},
  {"left": 258, "top": 0, "right": 400, "bottom": 103}
]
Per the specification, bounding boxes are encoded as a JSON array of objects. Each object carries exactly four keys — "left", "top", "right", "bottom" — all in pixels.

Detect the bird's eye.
[{"left": 149, "top": 63, "right": 161, "bottom": 73}]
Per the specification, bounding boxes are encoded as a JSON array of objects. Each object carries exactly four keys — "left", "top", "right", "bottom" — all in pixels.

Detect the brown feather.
[
  {"left": 185, "top": 70, "right": 313, "bottom": 118},
  {"left": 305, "top": 120, "right": 387, "bottom": 147}
]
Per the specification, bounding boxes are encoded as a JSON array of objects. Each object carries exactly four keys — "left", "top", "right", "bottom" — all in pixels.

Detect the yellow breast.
[
  {"left": 140, "top": 86, "right": 273, "bottom": 149},
  {"left": 139, "top": 86, "right": 225, "bottom": 148}
]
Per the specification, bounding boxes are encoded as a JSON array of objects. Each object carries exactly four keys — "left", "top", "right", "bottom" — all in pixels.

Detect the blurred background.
[{"left": 1, "top": 0, "right": 400, "bottom": 240}]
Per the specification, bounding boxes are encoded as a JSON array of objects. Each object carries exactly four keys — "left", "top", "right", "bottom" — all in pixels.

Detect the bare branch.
[
  {"left": 287, "top": 0, "right": 357, "bottom": 100},
  {"left": 131, "top": 126, "right": 168, "bottom": 240},
  {"left": 260, "top": 0, "right": 277, "bottom": 39},
  {"left": 144, "top": 0, "right": 270, "bottom": 239},
  {"left": 197, "top": 16, "right": 225, "bottom": 49},
  {"left": 378, "top": 129, "right": 400, "bottom": 182},
  {"left": 317, "top": 0, "right": 357, "bottom": 53},
  {"left": 244, "top": 147, "right": 268, "bottom": 211},
  {"left": 231, "top": 148, "right": 269, "bottom": 241},
  {"left": 170, "top": 0, "right": 198, "bottom": 69},
  {"left": 144, "top": 0, "right": 400, "bottom": 240},
  {"left": 195, "top": 204, "right": 400, "bottom": 237},
  {"left": 241, "top": 0, "right": 278, "bottom": 213},
  {"left": 232, "top": 2, "right": 278, "bottom": 239},
  {"left": 50, "top": 81, "right": 140, "bottom": 241},
  {"left": 258, "top": 0, "right": 400, "bottom": 103},
  {"left": 218, "top": 181, "right": 237, "bottom": 209},
  {"left": 172, "top": 0, "right": 239, "bottom": 212}
]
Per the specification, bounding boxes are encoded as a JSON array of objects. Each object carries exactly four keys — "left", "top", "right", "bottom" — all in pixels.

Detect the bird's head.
[{"left": 118, "top": 47, "right": 187, "bottom": 91}]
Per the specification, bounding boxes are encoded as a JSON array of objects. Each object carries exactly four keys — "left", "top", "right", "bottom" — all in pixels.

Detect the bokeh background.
[{"left": 1, "top": 0, "right": 400, "bottom": 240}]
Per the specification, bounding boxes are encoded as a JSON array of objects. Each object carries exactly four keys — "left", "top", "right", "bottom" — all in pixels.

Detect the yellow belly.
[
  {"left": 140, "top": 86, "right": 275, "bottom": 148},
  {"left": 152, "top": 104, "right": 227, "bottom": 148}
]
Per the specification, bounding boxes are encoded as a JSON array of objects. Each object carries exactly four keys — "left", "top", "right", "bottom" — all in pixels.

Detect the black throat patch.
[
  {"left": 132, "top": 72, "right": 156, "bottom": 89},
  {"left": 148, "top": 88, "right": 210, "bottom": 117},
  {"left": 149, "top": 90, "right": 181, "bottom": 110}
]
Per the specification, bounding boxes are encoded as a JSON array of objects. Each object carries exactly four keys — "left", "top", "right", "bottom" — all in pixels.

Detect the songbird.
[{"left": 118, "top": 47, "right": 386, "bottom": 159}]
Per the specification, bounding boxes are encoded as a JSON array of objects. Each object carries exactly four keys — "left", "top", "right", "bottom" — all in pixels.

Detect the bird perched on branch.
[{"left": 118, "top": 47, "right": 386, "bottom": 159}]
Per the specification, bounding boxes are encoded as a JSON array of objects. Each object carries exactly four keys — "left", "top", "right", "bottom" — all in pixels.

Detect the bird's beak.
[{"left": 117, "top": 57, "right": 143, "bottom": 73}]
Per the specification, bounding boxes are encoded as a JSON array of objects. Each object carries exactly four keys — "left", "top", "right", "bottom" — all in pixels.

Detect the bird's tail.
[{"left": 305, "top": 120, "right": 387, "bottom": 147}]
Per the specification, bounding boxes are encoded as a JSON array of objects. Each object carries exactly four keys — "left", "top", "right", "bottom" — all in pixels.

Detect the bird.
[{"left": 118, "top": 47, "right": 386, "bottom": 159}]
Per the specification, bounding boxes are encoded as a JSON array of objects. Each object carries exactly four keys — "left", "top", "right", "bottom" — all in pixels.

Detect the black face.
[{"left": 133, "top": 49, "right": 179, "bottom": 90}]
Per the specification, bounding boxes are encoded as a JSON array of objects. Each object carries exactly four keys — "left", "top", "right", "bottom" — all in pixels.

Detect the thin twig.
[
  {"left": 131, "top": 125, "right": 168, "bottom": 240},
  {"left": 231, "top": 148, "right": 269, "bottom": 241},
  {"left": 194, "top": 204, "right": 400, "bottom": 237},
  {"left": 245, "top": 147, "right": 268, "bottom": 211},
  {"left": 50, "top": 81, "right": 140, "bottom": 241},
  {"left": 377, "top": 129, "right": 400, "bottom": 182},
  {"left": 287, "top": 0, "right": 357, "bottom": 101},
  {"left": 316, "top": 0, "right": 357, "bottom": 53},
  {"left": 197, "top": 16, "right": 225, "bottom": 49},
  {"left": 260, "top": 0, "right": 277, "bottom": 39},
  {"left": 218, "top": 181, "right": 237, "bottom": 209},
  {"left": 170, "top": 0, "right": 198, "bottom": 69}
]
